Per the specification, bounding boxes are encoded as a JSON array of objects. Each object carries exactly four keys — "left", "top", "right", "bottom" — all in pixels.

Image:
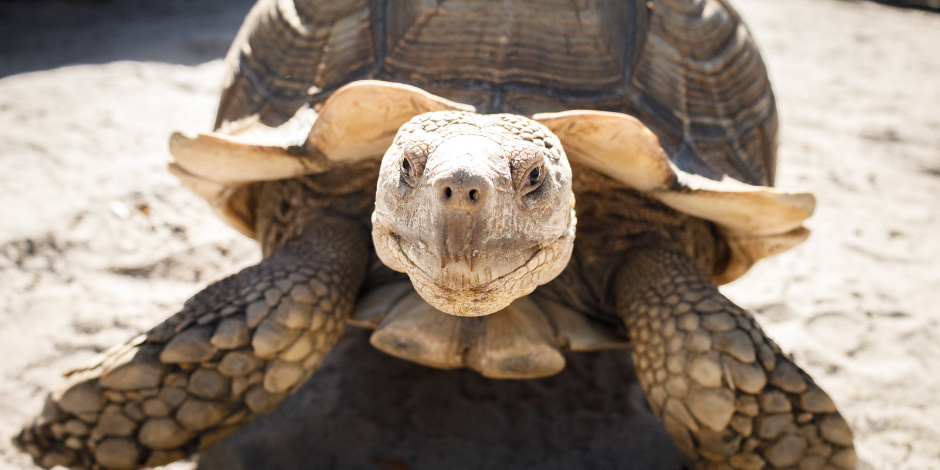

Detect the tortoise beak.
[
  {"left": 434, "top": 211, "right": 480, "bottom": 270},
  {"left": 429, "top": 165, "right": 495, "bottom": 271}
]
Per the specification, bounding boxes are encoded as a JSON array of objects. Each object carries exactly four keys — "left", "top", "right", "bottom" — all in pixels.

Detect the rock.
[
  {"left": 94, "top": 438, "right": 141, "bottom": 470},
  {"left": 160, "top": 326, "right": 217, "bottom": 364}
]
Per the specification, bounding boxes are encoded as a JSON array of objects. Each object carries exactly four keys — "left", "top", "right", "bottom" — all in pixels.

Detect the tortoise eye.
[
  {"left": 401, "top": 157, "right": 416, "bottom": 186},
  {"left": 527, "top": 166, "right": 541, "bottom": 186},
  {"left": 521, "top": 164, "right": 545, "bottom": 196}
]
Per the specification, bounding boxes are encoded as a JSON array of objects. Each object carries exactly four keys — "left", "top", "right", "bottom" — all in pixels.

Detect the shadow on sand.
[{"left": 0, "top": 0, "right": 254, "bottom": 78}]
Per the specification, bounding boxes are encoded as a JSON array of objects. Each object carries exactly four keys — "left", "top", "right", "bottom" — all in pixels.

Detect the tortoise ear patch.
[
  {"left": 534, "top": 110, "right": 676, "bottom": 192},
  {"left": 168, "top": 81, "right": 473, "bottom": 239},
  {"left": 306, "top": 80, "right": 475, "bottom": 163},
  {"left": 169, "top": 132, "right": 323, "bottom": 184},
  {"left": 535, "top": 109, "right": 815, "bottom": 284}
]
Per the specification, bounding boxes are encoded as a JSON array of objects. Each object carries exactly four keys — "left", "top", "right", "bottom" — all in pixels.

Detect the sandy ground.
[{"left": 0, "top": 0, "right": 938, "bottom": 469}]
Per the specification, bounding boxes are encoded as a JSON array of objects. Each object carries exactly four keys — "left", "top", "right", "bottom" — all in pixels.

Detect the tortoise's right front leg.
[
  {"left": 616, "top": 245, "right": 856, "bottom": 470},
  {"left": 14, "top": 215, "right": 369, "bottom": 470}
]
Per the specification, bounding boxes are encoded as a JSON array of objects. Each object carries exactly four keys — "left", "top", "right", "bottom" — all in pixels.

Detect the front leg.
[
  {"left": 14, "top": 215, "right": 369, "bottom": 470},
  {"left": 616, "top": 246, "right": 856, "bottom": 470}
]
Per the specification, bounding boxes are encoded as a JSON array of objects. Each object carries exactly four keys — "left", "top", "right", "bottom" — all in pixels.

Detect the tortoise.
[{"left": 14, "top": 0, "right": 857, "bottom": 469}]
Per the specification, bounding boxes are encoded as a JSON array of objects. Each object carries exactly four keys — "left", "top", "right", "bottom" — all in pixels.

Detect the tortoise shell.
[
  {"left": 217, "top": 0, "right": 777, "bottom": 187},
  {"left": 168, "top": 0, "right": 814, "bottom": 378}
]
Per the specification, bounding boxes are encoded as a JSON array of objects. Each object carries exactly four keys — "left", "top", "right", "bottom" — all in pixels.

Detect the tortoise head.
[{"left": 372, "top": 111, "right": 576, "bottom": 317}]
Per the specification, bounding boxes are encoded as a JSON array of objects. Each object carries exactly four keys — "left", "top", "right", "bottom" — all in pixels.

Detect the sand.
[{"left": 0, "top": 0, "right": 937, "bottom": 468}]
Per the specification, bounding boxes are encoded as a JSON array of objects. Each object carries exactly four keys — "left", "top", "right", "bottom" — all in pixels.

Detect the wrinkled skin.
[{"left": 372, "top": 112, "right": 576, "bottom": 316}]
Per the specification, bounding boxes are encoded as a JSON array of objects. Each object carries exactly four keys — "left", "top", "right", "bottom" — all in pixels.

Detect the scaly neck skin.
[
  {"left": 537, "top": 167, "right": 720, "bottom": 320},
  {"left": 254, "top": 161, "right": 381, "bottom": 258},
  {"left": 614, "top": 238, "right": 856, "bottom": 469}
]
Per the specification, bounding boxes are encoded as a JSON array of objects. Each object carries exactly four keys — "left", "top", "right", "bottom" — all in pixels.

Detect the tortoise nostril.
[{"left": 433, "top": 170, "right": 490, "bottom": 212}]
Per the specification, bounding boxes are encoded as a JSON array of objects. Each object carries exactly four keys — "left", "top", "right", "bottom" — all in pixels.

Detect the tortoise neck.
[{"left": 254, "top": 161, "right": 382, "bottom": 257}]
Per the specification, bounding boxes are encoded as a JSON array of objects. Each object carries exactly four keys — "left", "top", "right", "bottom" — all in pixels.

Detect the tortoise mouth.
[{"left": 371, "top": 211, "right": 577, "bottom": 317}]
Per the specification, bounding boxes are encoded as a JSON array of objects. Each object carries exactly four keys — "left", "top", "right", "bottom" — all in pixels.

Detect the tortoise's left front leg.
[
  {"left": 14, "top": 215, "right": 369, "bottom": 469},
  {"left": 615, "top": 245, "right": 856, "bottom": 470}
]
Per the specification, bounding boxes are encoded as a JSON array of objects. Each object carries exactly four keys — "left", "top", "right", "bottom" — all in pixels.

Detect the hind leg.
[{"left": 15, "top": 215, "right": 369, "bottom": 470}]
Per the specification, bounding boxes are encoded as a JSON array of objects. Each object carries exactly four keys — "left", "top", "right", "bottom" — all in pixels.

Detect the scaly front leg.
[
  {"left": 616, "top": 245, "right": 856, "bottom": 470},
  {"left": 15, "top": 215, "right": 369, "bottom": 470}
]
